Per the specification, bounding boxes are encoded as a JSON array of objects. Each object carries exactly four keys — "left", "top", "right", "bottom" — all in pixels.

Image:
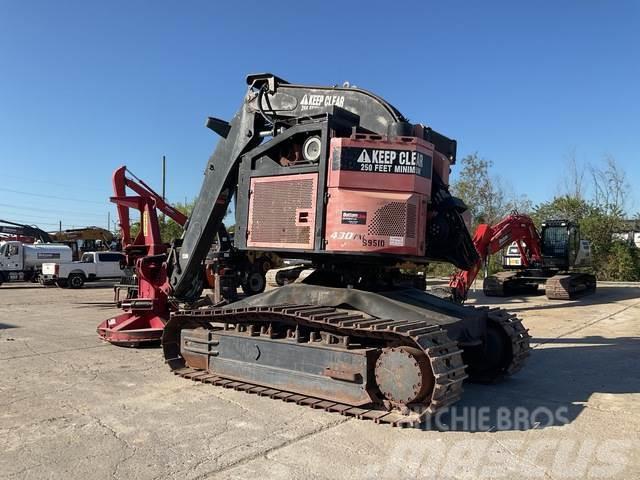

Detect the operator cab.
[
  {"left": 1, "top": 241, "right": 20, "bottom": 257},
  {"left": 540, "top": 220, "right": 591, "bottom": 270},
  {"left": 541, "top": 221, "right": 571, "bottom": 269}
]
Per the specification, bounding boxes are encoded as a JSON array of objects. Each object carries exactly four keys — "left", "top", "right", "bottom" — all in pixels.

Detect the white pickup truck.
[{"left": 42, "top": 251, "right": 124, "bottom": 288}]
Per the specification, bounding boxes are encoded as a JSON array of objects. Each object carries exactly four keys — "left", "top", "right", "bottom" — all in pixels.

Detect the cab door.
[
  {"left": 5, "top": 243, "right": 23, "bottom": 271},
  {"left": 97, "top": 252, "right": 123, "bottom": 277}
]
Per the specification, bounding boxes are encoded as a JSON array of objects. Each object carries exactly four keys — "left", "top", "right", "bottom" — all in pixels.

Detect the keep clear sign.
[{"left": 337, "top": 147, "right": 432, "bottom": 178}]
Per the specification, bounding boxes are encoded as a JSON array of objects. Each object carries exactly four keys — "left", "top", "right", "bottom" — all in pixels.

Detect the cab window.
[
  {"left": 98, "top": 253, "right": 123, "bottom": 262},
  {"left": 542, "top": 226, "right": 569, "bottom": 257},
  {"left": 81, "top": 253, "right": 94, "bottom": 263},
  {"left": 8, "top": 244, "right": 19, "bottom": 256}
]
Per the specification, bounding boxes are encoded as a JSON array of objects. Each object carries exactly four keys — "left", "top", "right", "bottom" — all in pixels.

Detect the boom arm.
[
  {"left": 0, "top": 219, "right": 53, "bottom": 243},
  {"left": 112, "top": 166, "right": 188, "bottom": 248},
  {"left": 169, "top": 73, "right": 457, "bottom": 301},
  {"left": 448, "top": 214, "right": 543, "bottom": 301}
]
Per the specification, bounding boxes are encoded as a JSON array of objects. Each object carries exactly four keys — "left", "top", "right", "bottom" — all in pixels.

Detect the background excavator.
[
  {"left": 0, "top": 219, "right": 54, "bottom": 243},
  {"left": 435, "top": 213, "right": 597, "bottom": 303},
  {"left": 49, "top": 227, "right": 115, "bottom": 258},
  {"left": 99, "top": 74, "right": 531, "bottom": 427}
]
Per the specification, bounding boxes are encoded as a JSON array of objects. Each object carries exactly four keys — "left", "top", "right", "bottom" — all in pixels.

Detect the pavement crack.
[
  {"left": 191, "top": 417, "right": 350, "bottom": 479},
  {"left": 0, "top": 343, "right": 108, "bottom": 361},
  {"left": 0, "top": 463, "right": 45, "bottom": 479},
  {"left": 195, "top": 386, "right": 253, "bottom": 414},
  {"left": 64, "top": 402, "right": 138, "bottom": 479},
  {"left": 0, "top": 395, "right": 32, "bottom": 408},
  {"left": 0, "top": 415, "right": 72, "bottom": 435},
  {"left": 533, "top": 300, "right": 640, "bottom": 349},
  {"left": 490, "top": 437, "right": 556, "bottom": 480}
]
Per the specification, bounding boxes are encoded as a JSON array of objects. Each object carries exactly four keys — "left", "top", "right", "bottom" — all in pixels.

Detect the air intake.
[
  {"left": 368, "top": 202, "right": 417, "bottom": 238},
  {"left": 247, "top": 173, "right": 318, "bottom": 250}
]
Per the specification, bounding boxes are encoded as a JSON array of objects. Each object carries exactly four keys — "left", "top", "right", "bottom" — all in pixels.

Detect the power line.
[
  {"left": 0, "top": 202, "right": 107, "bottom": 218},
  {"left": 0, "top": 187, "right": 107, "bottom": 205},
  {"left": 0, "top": 210, "right": 106, "bottom": 222},
  {"left": 0, "top": 219, "right": 60, "bottom": 227},
  {"left": 1, "top": 174, "right": 104, "bottom": 191},
  {"left": 0, "top": 210, "right": 105, "bottom": 224}
]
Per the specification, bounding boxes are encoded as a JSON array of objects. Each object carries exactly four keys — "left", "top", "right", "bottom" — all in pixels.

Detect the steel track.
[
  {"left": 545, "top": 273, "right": 597, "bottom": 300},
  {"left": 164, "top": 304, "right": 530, "bottom": 427}
]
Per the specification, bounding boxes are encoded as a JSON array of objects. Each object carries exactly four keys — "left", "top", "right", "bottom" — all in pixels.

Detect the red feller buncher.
[{"left": 99, "top": 74, "right": 531, "bottom": 427}]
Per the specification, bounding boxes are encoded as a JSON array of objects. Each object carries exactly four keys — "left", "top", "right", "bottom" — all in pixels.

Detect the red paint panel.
[
  {"left": 326, "top": 189, "right": 426, "bottom": 256},
  {"left": 328, "top": 136, "right": 434, "bottom": 197},
  {"left": 324, "top": 135, "right": 431, "bottom": 256}
]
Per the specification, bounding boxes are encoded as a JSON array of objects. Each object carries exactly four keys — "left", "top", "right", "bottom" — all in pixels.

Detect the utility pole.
[
  {"left": 107, "top": 212, "right": 111, "bottom": 232},
  {"left": 161, "top": 155, "right": 166, "bottom": 223},
  {"left": 162, "top": 155, "right": 166, "bottom": 201},
  {"left": 59, "top": 220, "right": 62, "bottom": 233}
]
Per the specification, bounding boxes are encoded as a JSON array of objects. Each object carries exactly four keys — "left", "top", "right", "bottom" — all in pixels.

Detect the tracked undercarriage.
[
  {"left": 544, "top": 272, "right": 597, "bottom": 300},
  {"left": 483, "top": 270, "right": 597, "bottom": 300},
  {"left": 162, "top": 284, "right": 530, "bottom": 427}
]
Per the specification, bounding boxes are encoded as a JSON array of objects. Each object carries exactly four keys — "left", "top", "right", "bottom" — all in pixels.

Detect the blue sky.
[{"left": 1, "top": 1, "right": 638, "bottom": 230}]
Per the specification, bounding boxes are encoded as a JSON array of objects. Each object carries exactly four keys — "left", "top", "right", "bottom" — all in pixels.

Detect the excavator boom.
[
  {"left": 446, "top": 214, "right": 542, "bottom": 301},
  {"left": 0, "top": 219, "right": 53, "bottom": 243}
]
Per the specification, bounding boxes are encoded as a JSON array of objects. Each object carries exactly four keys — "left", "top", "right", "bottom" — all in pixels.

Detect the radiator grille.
[
  {"left": 249, "top": 177, "right": 315, "bottom": 247},
  {"left": 368, "top": 201, "right": 417, "bottom": 238}
]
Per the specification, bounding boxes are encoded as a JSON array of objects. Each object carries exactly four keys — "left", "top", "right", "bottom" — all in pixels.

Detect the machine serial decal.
[
  {"left": 336, "top": 147, "right": 432, "bottom": 177},
  {"left": 362, "top": 238, "right": 385, "bottom": 247},
  {"left": 330, "top": 231, "right": 362, "bottom": 240},
  {"left": 341, "top": 211, "right": 367, "bottom": 225},
  {"left": 329, "top": 231, "right": 387, "bottom": 248},
  {"left": 300, "top": 94, "right": 345, "bottom": 111}
]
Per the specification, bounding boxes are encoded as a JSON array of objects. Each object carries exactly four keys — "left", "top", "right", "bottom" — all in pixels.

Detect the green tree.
[
  {"left": 128, "top": 200, "right": 195, "bottom": 243},
  {"left": 159, "top": 200, "right": 195, "bottom": 243},
  {"left": 126, "top": 198, "right": 239, "bottom": 245},
  {"left": 530, "top": 195, "right": 592, "bottom": 226},
  {"left": 448, "top": 153, "right": 532, "bottom": 275},
  {"left": 452, "top": 153, "right": 532, "bottom": 225},
  {"left": 597, "top": 241, "right": 640, "bottom": 282},
  {"left": 451, "top": 153, "right": 506, "bottom": 225}
]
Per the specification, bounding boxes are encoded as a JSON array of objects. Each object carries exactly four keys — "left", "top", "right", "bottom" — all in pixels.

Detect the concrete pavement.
[{"left": 1, "top": 282, "right": 638, "bottom": 479}]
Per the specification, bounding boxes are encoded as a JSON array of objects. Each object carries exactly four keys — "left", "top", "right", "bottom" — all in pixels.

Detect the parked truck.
[
  {"left": 0, "top": 240, "right": 73, "bottom": 285},
  {"left": 41, "top": 251, "right": 124, "bottom": 288}
]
